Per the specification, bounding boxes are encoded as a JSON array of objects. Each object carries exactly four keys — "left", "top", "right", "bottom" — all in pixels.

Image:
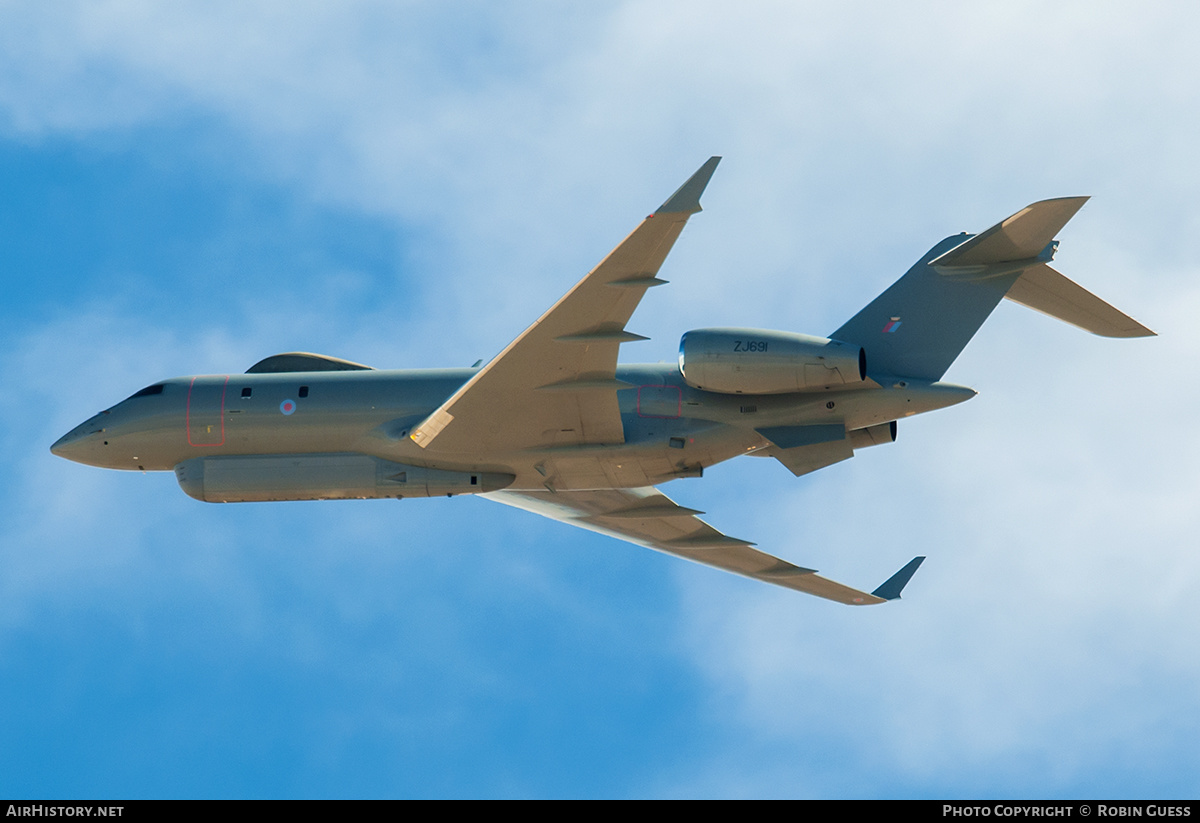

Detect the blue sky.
[{"left": 2, "top": 1, "right": 1198, "bottom": 798}]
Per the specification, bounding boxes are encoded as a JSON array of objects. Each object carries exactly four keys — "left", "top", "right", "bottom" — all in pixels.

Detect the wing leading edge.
[
  {"left": 484, "top": 487, "right": 923, "bottom": 605},
  {"left": 409, "top": 157, "right": 722, "bottom": 454}
]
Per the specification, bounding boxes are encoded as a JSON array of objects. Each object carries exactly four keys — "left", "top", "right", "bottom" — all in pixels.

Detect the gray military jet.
[{"left": 51, "top": 158, "right": 1153, "bottom": 604}]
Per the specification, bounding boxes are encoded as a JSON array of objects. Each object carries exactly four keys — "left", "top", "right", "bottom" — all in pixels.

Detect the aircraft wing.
[
  {"left": 483, "top": 486, "right": 924, "bottom": 605},
  {"left": 409, "top": 157, "right": 721, "bottom": 454}
]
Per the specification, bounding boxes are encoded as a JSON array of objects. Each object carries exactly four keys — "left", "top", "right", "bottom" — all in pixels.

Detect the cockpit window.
[{"left": 130, "top": 384, "right": 165, "bottom": 399}]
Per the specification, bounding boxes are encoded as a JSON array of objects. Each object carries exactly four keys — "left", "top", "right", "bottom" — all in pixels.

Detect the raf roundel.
[{"left": 280, "top": 399, "right": 297, "bottom": 416}]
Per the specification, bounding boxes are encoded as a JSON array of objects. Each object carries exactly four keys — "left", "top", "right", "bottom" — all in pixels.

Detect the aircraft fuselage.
[{"left": 52, "top": 364, "right": 975, "bottom": 501}]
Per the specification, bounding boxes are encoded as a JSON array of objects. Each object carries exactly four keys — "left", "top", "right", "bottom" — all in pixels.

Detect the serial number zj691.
[{"left": 733, "top": 340, "right": 769, "bottom": 352}]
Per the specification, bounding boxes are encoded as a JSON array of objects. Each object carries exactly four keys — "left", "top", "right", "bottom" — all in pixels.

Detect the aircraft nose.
[
  {"left": 50, "top": 429, "right": 84, "bottom": 460},
  {"left": 51, "top": 412, "right": 109, "bottom": 464}
]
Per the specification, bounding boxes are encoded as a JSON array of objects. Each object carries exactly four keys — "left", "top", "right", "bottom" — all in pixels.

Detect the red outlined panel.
[
  {"left": 187, "top": 375, "right": 229, "bottom": 447},
  {"left": 637, "top": 384, "right": 682, "bottom": 419}
]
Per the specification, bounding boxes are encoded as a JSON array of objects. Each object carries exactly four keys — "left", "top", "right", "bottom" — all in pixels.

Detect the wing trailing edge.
[{"left": 484, "top": 486, "right": 921, "bottom": 605}]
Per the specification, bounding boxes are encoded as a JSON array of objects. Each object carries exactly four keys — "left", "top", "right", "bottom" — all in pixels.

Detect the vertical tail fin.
[{"left": 831, "top": 197, "right": 1150, "bottom": 381}]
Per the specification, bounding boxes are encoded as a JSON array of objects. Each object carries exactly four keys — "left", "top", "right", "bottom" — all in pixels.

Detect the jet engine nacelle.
[
  {"left": 174, "top": 453, "right": 514, "bottom": 503},
  {"left": 678, "top": 328, "right": 866, "bottom": 394}
]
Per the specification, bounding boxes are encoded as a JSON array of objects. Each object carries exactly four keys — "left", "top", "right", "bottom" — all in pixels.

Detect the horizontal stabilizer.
[
  {"left": 932, "top": 197, "right": 1089, "bottom": 267},
  {"left": 871, "top": 556, "right": 926, "bottom": 600},
  {"left": 1004, "top": 264, "right": 1155, "bottom": 338}
]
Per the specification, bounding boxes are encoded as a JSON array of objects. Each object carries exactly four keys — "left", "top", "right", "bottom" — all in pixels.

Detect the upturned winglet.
[
  {"left": 871, "top": 556, "right": 926, "bottom": 601},
  {"left": 655, "top": 156, "right": 721, "bottom": 215}
]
